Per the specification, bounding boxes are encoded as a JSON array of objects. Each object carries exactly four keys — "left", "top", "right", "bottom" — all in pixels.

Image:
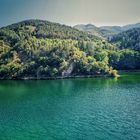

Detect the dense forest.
[
  {"left": 109, "top": 28, "right": 140, "bottom": 70},
  {"left": 0, "top": 19, "right": 140, "bottom": 79}
]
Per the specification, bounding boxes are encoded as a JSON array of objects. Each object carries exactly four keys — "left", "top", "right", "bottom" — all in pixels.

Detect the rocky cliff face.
[{"left": 62, "top": 63, "right": 74, "bottom": 77}]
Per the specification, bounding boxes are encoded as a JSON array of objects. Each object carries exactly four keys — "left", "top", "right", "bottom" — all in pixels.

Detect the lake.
[{"left": 0, "top": 73, "right": 140, "bottom": 140}]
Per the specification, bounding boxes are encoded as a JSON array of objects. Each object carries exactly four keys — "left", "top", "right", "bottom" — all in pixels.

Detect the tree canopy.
[{"left": 0, "top": 20, "right": 140, "bottom": 79}]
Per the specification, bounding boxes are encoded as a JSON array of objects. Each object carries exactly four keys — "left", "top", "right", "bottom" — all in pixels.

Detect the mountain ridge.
[{"left": 74, "top": 22, "right": 140, "bottom": 39}]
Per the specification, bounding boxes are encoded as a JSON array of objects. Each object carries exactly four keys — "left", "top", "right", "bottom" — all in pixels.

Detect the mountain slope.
[
  {"left": 108, "top": 28, "right": 140, "bottom": 70},
  {"left": 0, "top": 19, "right": 117, "bottom": 79},
  {"left": 1, "top": 19, "right": 140, "bottom": 79},
  {"left": 109, "top": 28, "right": 140, "bottom": 52},
  {"left": 1, "top": 19, "right": 100, "bottom": 42}
]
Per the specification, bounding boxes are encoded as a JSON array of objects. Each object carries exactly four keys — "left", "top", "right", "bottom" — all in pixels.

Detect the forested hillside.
[
  {"left": 0, "top": 20, "right": 118, "bottom": 79},
  {"left": 109, "top": 28, "right": 140, "bottom": 52},
  {"left": 109, "top": 28, "right": 140, "bottom": 70},
  {"left": 0, "top": 20, "right": 140, "bottom": 79}
]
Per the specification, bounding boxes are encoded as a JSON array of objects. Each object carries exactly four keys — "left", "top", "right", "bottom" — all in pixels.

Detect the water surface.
[{"left": 0, "top": 73, "right": 140, "bottom": 140}]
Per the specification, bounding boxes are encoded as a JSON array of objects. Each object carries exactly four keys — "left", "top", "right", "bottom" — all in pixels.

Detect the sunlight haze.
[{"left": 0, "top": 0, "right": 140, "bottom": 27}]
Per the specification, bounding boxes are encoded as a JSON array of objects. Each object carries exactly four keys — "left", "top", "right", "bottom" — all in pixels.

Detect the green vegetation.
[
  {"left": 109, "top": 28, "right": 140, "bottom": 70},
  {"left": 0, "top": 20, "right": 140, "bottom": 79},
  {"left": 109, "top": 28, "right": 140, "bottom": 52}
]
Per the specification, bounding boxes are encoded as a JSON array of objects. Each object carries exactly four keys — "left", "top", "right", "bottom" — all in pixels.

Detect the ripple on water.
[{"left": 0, "top": 75, "right": 140, "bottom": 140}]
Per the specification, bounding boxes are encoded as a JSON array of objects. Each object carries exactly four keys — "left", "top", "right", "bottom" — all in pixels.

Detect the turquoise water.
[{"left": 0, "top": 73, "right": 140, "bottom": 140}]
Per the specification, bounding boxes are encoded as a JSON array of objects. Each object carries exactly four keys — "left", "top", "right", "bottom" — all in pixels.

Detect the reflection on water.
[
  {"left": 0, "top": 73, "right": 140, "bottom": 140},
  {"left": 0, "top": 79, "right": 114, "bottom": 102}
]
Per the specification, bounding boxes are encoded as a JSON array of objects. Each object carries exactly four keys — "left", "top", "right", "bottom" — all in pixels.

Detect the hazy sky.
[{"left": 0, "top": 0, "right": 140, "bottom": 27}]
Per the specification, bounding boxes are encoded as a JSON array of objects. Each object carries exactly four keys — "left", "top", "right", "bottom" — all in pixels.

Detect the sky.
[{"left": 0, "top": 0, "right": 140, "bottom": 27}]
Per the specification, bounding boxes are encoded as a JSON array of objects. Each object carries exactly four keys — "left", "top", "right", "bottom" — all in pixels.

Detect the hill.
[
  {"left": 0, "top": 19, "right": 118, "bottom": 79},
  {"left": 1, "top": 19, "right": 140, "bottom": 79},
  {"left": 1, "top": 19, "right": 100, "bottom": 42}
]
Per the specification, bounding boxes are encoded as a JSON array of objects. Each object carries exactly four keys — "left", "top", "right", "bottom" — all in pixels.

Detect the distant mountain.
[
  {"left": 74, "top": 24, "right": 115, "bottom": 39},
  {"left": 100, "top": 26, "right": 122, "bottom": 33},
  {"left": 74, "top": 22, "right": 140, "bottom": 39},
  {"left": 74, "top": 24, "right": 97, "bottom": 31},
  {"left": 74, "top": 24, "right": 102, "bottom": 38},
  {"left": 100, "top": 23, "right": 140, "bottom": 33},
  {"left": 122, "top": 23, "right": 140, "bottom": 31}
]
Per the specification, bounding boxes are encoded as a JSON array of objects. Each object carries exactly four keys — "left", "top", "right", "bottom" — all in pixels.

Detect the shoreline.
[
  {"left": 2, "top": 70, "right": 140, "bottom": 80},
  {"left": 0, "top": 74, "right": 115, "bottom": 80}
]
